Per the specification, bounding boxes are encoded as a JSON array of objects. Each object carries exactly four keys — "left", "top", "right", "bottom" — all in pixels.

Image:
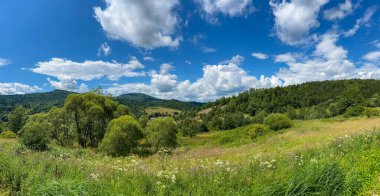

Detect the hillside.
[
  {"left": 0, "top": 90, "right": 72, "bottom": 120},
  {"left": 201, "top": 79, "right": 380, "bottom": 128},
  {"left": 0, "top": 91, "right": 204, "bottom": 119},
  {"left": 115, "top": 93, "right": 204, "bottom": 117}
]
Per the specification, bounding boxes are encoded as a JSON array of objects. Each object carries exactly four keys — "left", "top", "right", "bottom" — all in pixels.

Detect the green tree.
[
  {"left": 48, "top": 107, "right": 74, "bottom": 146},
  {"left": 99, "top": 115, "right": 143, "bottom": 157},
  {"left": 20, "top": 121, "right": 50, "bottom": 151},
  {"left": 264, "top": 113, "right": 293, "bottom": 131},
  {"left": 7, "top": 106, "right": 29, "bottom": 134},
  {"left": 64, "top": 93, "right": 127, "bottom": 147},
  {"left": 145, "top": 117, "right": 178, "bottom": 152}
]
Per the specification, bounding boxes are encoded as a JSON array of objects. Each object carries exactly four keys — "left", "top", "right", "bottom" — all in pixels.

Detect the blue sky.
[{"left": 0, "top": 0, "right": 379, "bottom": 102}]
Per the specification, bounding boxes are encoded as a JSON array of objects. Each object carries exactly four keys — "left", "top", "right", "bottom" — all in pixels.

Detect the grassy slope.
[{"left": 1, "top": 117, "right": 380, "bottom": 195}]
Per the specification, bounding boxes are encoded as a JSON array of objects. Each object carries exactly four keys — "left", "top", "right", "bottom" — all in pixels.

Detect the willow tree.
[{"left": 64, "top": 92, "right": 129, "bottom": 147}]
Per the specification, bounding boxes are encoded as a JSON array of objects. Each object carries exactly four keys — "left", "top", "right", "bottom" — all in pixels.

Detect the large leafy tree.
[
  {"left": 64, "top": 92, "right": 129, "bottom": 147},
  {"left": 48, "top": 107, "right": 74, "bottom": 146},
  {"left": 99, "top": 115, "right": 143, "bottom": 157},
  {"left": 145, "top": 117, "right": 178, "bottom": 152},
  {"left": 7, "top": 105, "right": 29, "bottom": 134}
]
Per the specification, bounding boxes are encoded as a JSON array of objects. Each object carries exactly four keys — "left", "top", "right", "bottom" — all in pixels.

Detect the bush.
[
  {"left": 364, "top": 108, "right": 380, "bottom": 118},
  {"left": 247, "top": 124, "right": 269, "bottom": 139},
  {"left": 145, "top": 117, "right": 178, "bottom": 152},
  {"left": 99, "top": 115, "right": 143, "bottom": 157},
  {"left": 0, "top": 131, "right": 17, "bottom": 139},
  {"left": 20, "top": 121, "right": 50, "bottom": 151},
  {"left": 264, "top": 113, "right": 293, "bottom": 131},
  {"left": 343, "top": 106, "right": 365, "bottom": 118},
  {"left": 178, "top": 118, "right": 209, "bottom": 137}
]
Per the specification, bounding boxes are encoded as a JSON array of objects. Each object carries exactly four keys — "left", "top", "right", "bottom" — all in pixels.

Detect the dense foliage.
[
  {"left": 100, "top": 115, "right": 143, "bottom": 157},
  {"left": 263, "top": 113, "right": 293, "bottom": 131},
  {"left": 145, "top": 117, "right": 178, "bottom": 152},
  {"left": 64, "top": 93, "right": 129, "bottom": 147},
  {"left": 20, "top": 121, "right": 50, "bottom": 151},
  {"left": 7, "top": 105, "right": 29, "bottom": 134},
  {"left": 0, "top": 90, "right": 72, "bottom": 120},
  {"left": 201, "top": 79, "right": 380, "bottom": 130}
]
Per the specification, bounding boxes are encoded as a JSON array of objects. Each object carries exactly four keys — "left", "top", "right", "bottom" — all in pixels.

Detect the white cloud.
[
  {"left": 0, "top": 83, "right": 41, "bottom": 95},
  {"left": 196, "top": 0, "right": 253, "bottom": 23},
  {"left": 323, "top": 0, "right": 353, "bottom": 21},
  {"left": 106, "top": 55, "right": 280, "bottom": 102},
  {"left": 275, "top": 32, "right": 380, "bottom": 85},
  {"left": 251, "top": 52, "right": 268, "bottom": 60},
  {"left": 143, "top": 56, "right": 155, "bottom": 61},
  {"left": 344, "top": 6, "right": 377, "bottom": 37},
  {"left": 0, "top": 58, "right": 10, "bottom": 67},
  {"left": 274, "top": 53, "right": 299, "bottom": 63},
  {"left": 47, "top": 77, "right": 89, "bottom": 93},
  {"left": 270, "top": 0, "right": 329, "bottom": 45},
  {"left": 363, "top": 51, "right": 380, "bottom": 62},
  {"left": 97, "top": 42, "right": 111, "bottom": 56},
  {"left": 94, "top": 0, "right": 181, "bottom": 49},
  {"left": 32, "top": 57, "right": 145, "bottom": 81}
]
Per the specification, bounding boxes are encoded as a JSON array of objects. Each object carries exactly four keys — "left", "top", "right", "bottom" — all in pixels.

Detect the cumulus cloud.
[
  {"left": 196, "top": 0, "right": 254, "bottom": 23},
  {"left": 274, "top": 53, "right": 299, "bottom": 63},
  {"left": 270, "top": 0, "right": 329, "bottom": 45},
  {"left": 251, "top": 52, "right": 268, "bottom": 60},
  {"left": 0, "top": 83, "right": 41, "bottom": 95},
  {"left": 94, "top": 0, "right": 181, "bottom": 49},
  {"left": 344, "top": 6, "right": 377, "bottom": 37},
  {"left": 106, "top": 55, "right": 280, "bottom": 102},
  {"left": 47, "top": 77, "right": 89, "bottom": 93},
  {"left": 275, "top": 32, "right": 380, "bottom": 85},
  {"left": 97, "top": 42, "right": 111, "bottom": 56},
  {"left": 363, "top": 51, "right": 380, "bottom": 62},
  {"left": 323, "top": 0, "right": 353, "bottom": 21},
  {"left": 32, "top": 57, "right": 145, "bottom": 81},
  {"left": 0, "top": 58, "right": 10, "bottom": 67}
]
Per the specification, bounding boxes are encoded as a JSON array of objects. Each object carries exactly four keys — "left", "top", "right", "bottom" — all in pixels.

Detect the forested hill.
[
  {"left": 0, "top": 90, "right": 72, "bottom": 119},
  {"left": 203, "top": 79, "right": 380, "bottom": 119},
  {"left": 115, "top": 93, "right": 204, "bottom": 117},
  {"left": 0, "top": 91, "right": 205, "bottom": 119}
]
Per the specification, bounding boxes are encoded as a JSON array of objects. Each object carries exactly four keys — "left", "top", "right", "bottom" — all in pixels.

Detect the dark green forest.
[
  {"left": 0, "top": 91, "right": 204, "bottom": 120},
  {"left": 199, "top": 79, "right": 380, "bottom": 130}
]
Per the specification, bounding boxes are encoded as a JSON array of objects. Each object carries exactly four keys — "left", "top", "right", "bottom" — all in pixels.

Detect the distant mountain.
[
  {"left": 0, "top": 91, "right": 205, "bottom": 119},
  {"left": 115, "top": 93, "right": 204, "bottom": 117},
  {"left": 0, "top": 90, "right": 72, "bottom": 119}
]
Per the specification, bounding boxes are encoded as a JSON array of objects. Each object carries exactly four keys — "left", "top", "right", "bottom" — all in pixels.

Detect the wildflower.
[{"left": 157, "top": 170, "right": 164, "bottom": 178}]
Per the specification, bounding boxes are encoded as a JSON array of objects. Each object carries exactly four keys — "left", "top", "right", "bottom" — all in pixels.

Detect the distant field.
[
  {"left": 1, "top": 117, "right": 380, "bottom": 195},
  {"left": 145, "top": 107, "right": 181, "bottom": 115}
]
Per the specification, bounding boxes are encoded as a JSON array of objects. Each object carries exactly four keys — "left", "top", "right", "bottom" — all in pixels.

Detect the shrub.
[
  {"left": 343, "top": 106, "right": 365, "bottom": 118},
  {"left": 252, "top": 111, "right": 268, "bottom": 124},
  {"left": 145, "top": 117, "right": 178, "bottom": 152},
  {"left": 178, "top": 118, "right": 209, "bottom": 137},
  {"left": 99, "top": 115, "right": 143, "bottom": 157},
  {"left": 0, "top": 131, "right": 17, "bottom": 139},
  {"left": 363, "top": 108, "right": 380, "bottom": 118},
  {"left": 247, "top": 124, "right": 269, "bottom": 139},
  {"left": 264, "top": 113, "right": 293, "bottom": 131},
  {"left": 20, "top": 121, "right": 50, "bottom": 151}
]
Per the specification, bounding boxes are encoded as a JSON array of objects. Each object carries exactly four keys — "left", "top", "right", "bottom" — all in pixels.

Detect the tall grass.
[{"left": 1, "top": 129, "right": 380, "bottom": 195}]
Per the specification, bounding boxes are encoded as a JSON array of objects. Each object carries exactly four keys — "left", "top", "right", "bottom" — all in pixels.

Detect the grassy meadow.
[{"left": 1, "top": 117, "right": 380, "bottom": 195}]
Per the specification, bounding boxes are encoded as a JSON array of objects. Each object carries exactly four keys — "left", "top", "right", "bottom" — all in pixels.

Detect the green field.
[
  {"left": 1, "top": 117, "right": 380, "bottom": 195},
  {"left": 145, "top": 107, "right": 181, "bottom": 115}
]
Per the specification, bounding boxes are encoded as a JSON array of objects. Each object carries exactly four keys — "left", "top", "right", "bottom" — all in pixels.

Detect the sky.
[{"left": 0, "top": 0, "right": 379, "bottom": 102}]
